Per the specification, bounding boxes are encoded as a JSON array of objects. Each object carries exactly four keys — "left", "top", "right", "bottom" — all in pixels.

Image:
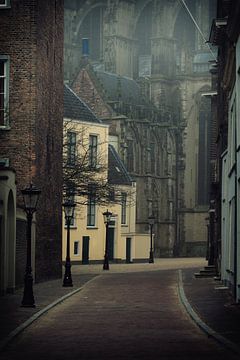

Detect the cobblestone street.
[{"left": 0, "top": 260, "right": 239, "bottom": 360}]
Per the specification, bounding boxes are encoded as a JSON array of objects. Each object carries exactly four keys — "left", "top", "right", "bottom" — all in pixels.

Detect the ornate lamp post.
[
  {"left": 208, "top": 201, "right": 215, "bottom": 266},
  {"left": 63, "top": 199, "right": 76, "bottom": 287},
  {"left": 205, "top": 217, "right": 210, "bottom": 261},
  {"left": 21, "top": 183, "right": 41, "bottom": 307},
  {"left": 103, "top": 209, "right": 112, "bottom": 270},
  {"left": 148, "top": 214, "right": 155, "bottom": 263}
]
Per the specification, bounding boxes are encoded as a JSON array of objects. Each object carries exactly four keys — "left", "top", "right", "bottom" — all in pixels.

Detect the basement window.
[{"left": 0, "top": 0, "right": 11, "bottom": 8}]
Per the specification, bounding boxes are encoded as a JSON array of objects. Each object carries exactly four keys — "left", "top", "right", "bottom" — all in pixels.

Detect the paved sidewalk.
[
  {"left": 181, "top": 268, "right": 240, "bottom": 348},
  {"left": 0, "top": 273, "right": 98, "bottom": 344},
  {"left": 0, "top": 258, "right": 240, "bottom": 356}
]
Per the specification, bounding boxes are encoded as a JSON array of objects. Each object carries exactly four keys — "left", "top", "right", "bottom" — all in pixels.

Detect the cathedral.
[{"left": 64, "top": 0, "right": 216, "bottom": 257}]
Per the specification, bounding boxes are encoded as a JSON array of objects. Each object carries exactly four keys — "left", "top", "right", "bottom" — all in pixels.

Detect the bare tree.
[{"left": 63, "top": 118, "right": 134, "bottom": 207}]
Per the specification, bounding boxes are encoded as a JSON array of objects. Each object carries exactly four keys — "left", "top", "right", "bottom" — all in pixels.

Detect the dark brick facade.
[
  {"left": 15, "top": 219, "right": 27, "bottom": 288},
  {"left": 0, "top": 0, "right": 64, "bottom": 283}
]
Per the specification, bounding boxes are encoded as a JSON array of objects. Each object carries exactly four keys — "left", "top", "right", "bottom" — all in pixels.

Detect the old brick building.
[
  {"left": 64, "top": 0, "right": 216, "bottom": 257},
  {"left": 209, "top": 0, "right": 240, "bottom": 302},
  {"left": 0, "top": 0, "right": 64, "bottom": 294}
]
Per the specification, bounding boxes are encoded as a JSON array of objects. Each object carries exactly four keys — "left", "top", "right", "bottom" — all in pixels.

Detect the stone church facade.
[{"left": 64, "top": 0, "right": 216, "bottom": 257}]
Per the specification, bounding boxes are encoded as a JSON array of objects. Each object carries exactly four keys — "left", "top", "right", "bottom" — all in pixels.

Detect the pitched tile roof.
[
  {"left": 108, "top": 144, "right": 133, "bottom": 186},
  {"left": 95, "top": 70, "right": 146, "bottom": 106},
  {"left": 64, "top": 84, "right": 101, "bottom": 123}
]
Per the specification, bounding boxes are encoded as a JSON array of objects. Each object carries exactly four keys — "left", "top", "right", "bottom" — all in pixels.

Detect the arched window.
[
  {"left": 134, "top": 2, "right": 153, "bottom": 78},
  {"left": 197, "top": 95, "right": 211, "bottom": 205},
  {"left": 79, "top": 6, "right": 104, "bottom": 62}
]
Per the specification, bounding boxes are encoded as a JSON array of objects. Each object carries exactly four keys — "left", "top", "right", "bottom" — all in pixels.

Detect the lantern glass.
[
  {"left": 148, "top": 215, "right": 155, "bottom": 226},
  {"left": 63, "top": 200, "right": 76, "bottom": 219},
  {"left": 103, "top": 210, "right": 112, "bottom": 224},
  {"left": 21, "top": 184, "right": 41, "bottom": 213}
]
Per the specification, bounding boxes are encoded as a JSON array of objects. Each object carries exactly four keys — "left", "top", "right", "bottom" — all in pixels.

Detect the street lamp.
[
  {"left": 103, "top": 209, "right": 112, "bottom": 270},
  {"left": 205, "top": 217, "right": 210, "bottom": 261},
  {"left": 148, "top": 214, "right": 155, "bottom": 263},
  {"left": 208, "top": 202, "right": 215, "bottom": 266},
  {"left": 21, "top": 183, "right": 41, "bottom": 307},
  {"left": 63, "top": 199, "right": 76, "bottom": 287}
]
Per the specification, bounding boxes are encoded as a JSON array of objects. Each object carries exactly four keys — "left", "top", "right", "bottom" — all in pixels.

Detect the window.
[
  {"left": 87, "top": 186, "right": 96, "bottom": 226},
  {"left": 89, "top": 135, "right": 98, "bottom": 168},
  {"left": 108, "top": 188, "right": 115, "bottom": 201},
  {"left": 67, "top": 131, "right": 76, "bottom": 166},
  {"left": 150, "top": 143, "right": 155, "bottom": 173},
  {"left": 73, "top": 241, "right": 79, "bottom": 255},
  {"left": 121, "top": 193, "right": 127, "bottom": 224},
  {"left": 0, "top": 56, "right": 9, "bottom": 127},
  {"left": 80, "top": 6, "right": 104, "bottom": 61},
  {"left": 126, "top": 140, "right": 134, "bottom": 172},
  {"left": 0, "top": 0, "right": 11, "bottom": 8}
]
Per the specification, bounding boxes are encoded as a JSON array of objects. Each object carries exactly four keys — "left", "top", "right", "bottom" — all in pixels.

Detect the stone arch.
[
  {"left": 75, "top": 2, "right": 107, "bottom": 36},
  {"left": 0, "top": 171, "right": 16, "bottom": 295},
  {"left": 134, "top": 0, "right": 181, "bottom": 37},
  {"left": 75, "top": 2, "right": 107, "bottom": 61}
]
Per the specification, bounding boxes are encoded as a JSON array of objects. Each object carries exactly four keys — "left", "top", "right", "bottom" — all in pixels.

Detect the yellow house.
[{"left": 63, "top": 85, "right": 149, "bottom": 264}]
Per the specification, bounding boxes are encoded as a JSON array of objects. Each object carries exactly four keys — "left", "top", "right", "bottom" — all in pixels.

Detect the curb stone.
[
  {"left": 0, "top": 276, "right": 99, "bottom": 352},
  {"left": 178, "top": 269, "right": 240, "bottom": 356}
]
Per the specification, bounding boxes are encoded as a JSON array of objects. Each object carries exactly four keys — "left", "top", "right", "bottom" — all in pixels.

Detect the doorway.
[
  {"left": 126, "top": 238, "right": 131, "bottom": 263},
  {"left": 82, "top": 236, "right": 90, "bottom": 264}
]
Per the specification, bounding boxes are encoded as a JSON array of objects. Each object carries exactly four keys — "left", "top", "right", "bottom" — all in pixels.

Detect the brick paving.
[{"left": 0, "top": 258, "right": 239, "bottom": 360}]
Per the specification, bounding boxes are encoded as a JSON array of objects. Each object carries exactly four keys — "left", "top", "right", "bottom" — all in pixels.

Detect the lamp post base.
[
  {"left": 21, "top": 273, "right": 35, "bottom": 307},
  {"left": 63, "top": 261, "right": 73, "bottom": 287},
  {"left": 103, "top": 254, "right": 109, "bottom": 270},
  {"left": 149, "top": 251, "right": 154, "bottom": 263}
]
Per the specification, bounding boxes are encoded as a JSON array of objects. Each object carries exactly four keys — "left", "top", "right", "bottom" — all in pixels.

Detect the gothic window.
[
  {"left": 135, "top": 143, "right": 140, "bottom": 173},
  {"left": 198, "top": 96, "right": 211, "bottom": 205},
  {"left": 126, "top": 140, "right": 134, "bottom": 172},
  {"left": 67, "top": 131, "right": 76, "bottom": 166},
  {"left": 150, "top": 142, "right": 155, "bottom": 173},
  {"left": 80, "top": 7, "right": 104, "bottom": 61},
  {"left": 0, "top": 56, "right": 9, "bottom": 127},
  {"left": 134, "top": 2, "right": 152, "bottom": 78}
]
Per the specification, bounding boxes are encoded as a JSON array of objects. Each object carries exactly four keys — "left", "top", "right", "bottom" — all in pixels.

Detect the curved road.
[{"left": 1, "top": 270, "right": 238, "bottom": 360}]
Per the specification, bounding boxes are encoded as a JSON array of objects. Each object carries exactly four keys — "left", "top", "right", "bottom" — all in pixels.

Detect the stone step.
[
  {"left": 204, "top": 265, "right": 215, "bottom": 270},
  {"left": 194, "top": 272, "right": 215, "bottom": 278},
  {"left": 200, "top": 269, "right": 216, "bottom": 274}
]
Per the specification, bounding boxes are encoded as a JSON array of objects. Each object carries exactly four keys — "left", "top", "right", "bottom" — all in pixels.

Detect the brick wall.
[
  {"left": 15, "top": 219, "right": 27, "bottom": 288},
  {"left": 0, "top": 0, "right": 64, "bottom": 283},
  {"left": 72, "top": 67, "right": 112, "bottom": 119}
]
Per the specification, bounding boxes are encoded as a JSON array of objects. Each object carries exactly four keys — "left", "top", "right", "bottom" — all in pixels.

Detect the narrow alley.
[{"left": 0, "top": 260, "right": 239, "bottom": 360}]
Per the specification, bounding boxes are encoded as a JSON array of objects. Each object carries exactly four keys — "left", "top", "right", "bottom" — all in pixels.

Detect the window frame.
[
  {"left": 87, "top": 190, "right": 96, "bottom": 227},
  {"left": 121, "top": 192, "right": 127, "bottom": 225},
  {"left": 0, "top": 0, "right": 11, "bottom": 9},
  {"left": 0, "top": 55, "right": 10, "bottom": 129},
  {"left": 73, "top": 241, "right": 79, "bottom": 256},
  {"left": 89, "top": 134, "right": 98, "bottom": 169},
  {"left": 67, "top": 131, "right": 76, "bottom": 166}
]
